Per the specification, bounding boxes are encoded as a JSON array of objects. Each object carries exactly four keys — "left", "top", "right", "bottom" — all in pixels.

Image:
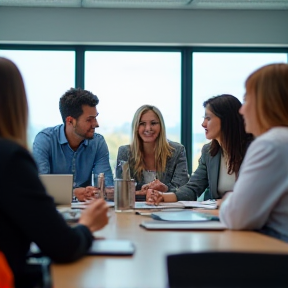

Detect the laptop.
[{"left": 39, "top": 174, "right": 73, "bottom": 205}]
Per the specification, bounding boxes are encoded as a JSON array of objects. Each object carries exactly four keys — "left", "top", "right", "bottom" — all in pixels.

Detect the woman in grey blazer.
[
  {"left": 146, "top": 94, "right": 253, "bottom": 204},
  {"left": 116, "top": 105, "right": 189, "bottom": 198}
]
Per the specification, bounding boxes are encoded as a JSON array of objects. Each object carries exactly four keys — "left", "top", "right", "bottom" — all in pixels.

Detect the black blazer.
[
  {"left": 0, "top": 138, "right": 93, "bottom": 286},
  {"left": 175, "top": 140, "right": 252, "bottom": 201},
  {"left": 175, "top": 143, "right": 221, "bottom": 201}
]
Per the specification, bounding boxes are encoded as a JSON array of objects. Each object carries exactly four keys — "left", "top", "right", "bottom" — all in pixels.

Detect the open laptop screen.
[{"left": 39, "top": 174, "right": 73, "bottom": 205}]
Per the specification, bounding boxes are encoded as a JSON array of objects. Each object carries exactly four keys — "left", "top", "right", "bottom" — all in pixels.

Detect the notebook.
[
  {"left": 140, "top": 220, "right": 226, "bottom": 230},
  {"left": 151, "top": 210, "right": 219, "bottom": 221},
  {"left": 39, "top": 174, "right": 73, "bottom": 205}
]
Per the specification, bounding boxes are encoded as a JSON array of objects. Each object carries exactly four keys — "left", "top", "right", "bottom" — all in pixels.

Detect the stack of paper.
[
  {"left": 134, "top": 202, "right": 184, "bottom": 210},
  {"left": 179, "top": 200, "right": 218, "bottom": 209},
  {"left": 140, "top": 209, "right": 225, "bottom": 230},
  {"left": 71, "top": 200, "right": 217, "bottom": 210},
  {"left": 134, "top": 199, "right": 217, "bottom": 210},
  {"left": 71, "top": 201, "right": 114, "bottom": 209}
]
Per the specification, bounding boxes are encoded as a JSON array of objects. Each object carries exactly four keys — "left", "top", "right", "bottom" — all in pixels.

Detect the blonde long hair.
[
  {"left": 0, "top": 57, "right": 28, "bottom": 148},
  {"left": 130, "top": 105, "right": 173, "bottom": 180},
  {"left": 245, "top": 63, "right": 288, "bottom": 133}
]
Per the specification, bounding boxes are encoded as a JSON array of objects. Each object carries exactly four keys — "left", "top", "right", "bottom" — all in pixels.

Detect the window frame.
[{"left": 1, "top": 44, "right": 287, "bottom": 174}]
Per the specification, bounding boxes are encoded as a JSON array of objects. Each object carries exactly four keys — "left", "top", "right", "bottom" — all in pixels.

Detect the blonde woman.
[
  {"left": 0, "top": 57, "right": 109, "bottom": 287},
  {"left": 116, "top": 105, "right": 189, "bottom": 199},
  {"left": 220, "top": 63, "right": 288, "bottom": 242}
]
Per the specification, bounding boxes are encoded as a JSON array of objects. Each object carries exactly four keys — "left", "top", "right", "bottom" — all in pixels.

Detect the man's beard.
[{"left": 74, "top": 126, "right": 94, "bottom": 140}]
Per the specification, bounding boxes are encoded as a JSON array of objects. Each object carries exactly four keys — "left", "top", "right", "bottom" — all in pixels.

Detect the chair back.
[
  {"left": 167, "top": 251, "right": 288, "bottom": 288},
  {"left": 0, "top": 251, "right": 14, "bottom": 288}
]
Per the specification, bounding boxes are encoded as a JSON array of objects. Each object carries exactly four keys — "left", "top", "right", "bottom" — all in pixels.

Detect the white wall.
[{"left": 0, "top": 7, "right": 288, "bottom": 46}]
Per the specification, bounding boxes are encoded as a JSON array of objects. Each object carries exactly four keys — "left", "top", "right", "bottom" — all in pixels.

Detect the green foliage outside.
[{"left": 105, "top": 133, "right": 131, "bottom": 175}]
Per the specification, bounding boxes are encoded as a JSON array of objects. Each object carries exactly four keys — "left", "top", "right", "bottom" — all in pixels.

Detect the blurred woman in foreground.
[
  {"left": 0, "top": 57, "right": 109, "bottom": 287},
  {"left": 220, "top": 63, "right": 288, "bottom": 242}
]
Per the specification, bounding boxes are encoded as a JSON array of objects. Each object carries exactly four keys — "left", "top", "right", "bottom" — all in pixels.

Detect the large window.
[
  {"left": 192, "top": 52, "right": 288, "bottom": 172},
  {"left": 1, "top": 46, "right": 287, "bottom": 174},
  {"left": 85, "top": 51, "right": 181, "bottom": 171},
  {"left": 0, "top": 49, "right": 75, "bottom": 149}
]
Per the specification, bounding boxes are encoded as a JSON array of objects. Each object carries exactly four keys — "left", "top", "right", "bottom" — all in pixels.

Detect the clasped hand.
[
  {"left": 74, "top": 186, "right": 98, "bottom": 202},
  {"left": 146, "top": 189, "right": 164, "bottom": 205},
  {"left": 135, "top": 179, "right": 167, "bottom": 205},
  {"left": 136, "top": 179, "right": 168, "bottom": 195}
]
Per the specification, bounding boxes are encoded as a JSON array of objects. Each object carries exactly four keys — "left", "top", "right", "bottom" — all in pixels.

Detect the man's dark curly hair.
[{"left": 59, "top": 88, "right": 99, "bottom": 123}]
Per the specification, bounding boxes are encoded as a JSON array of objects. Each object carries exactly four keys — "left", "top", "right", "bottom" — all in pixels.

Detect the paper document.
[
  {"left": 178, "top": 200, "right": 218, "bottom": 209},
  {"left": 71, "top": 201, "right": 114, "bottom": 209},
  {"left": 57, "top": 208, "right": 82, "bottom": 222},
  {"left": 134, "top": 200, "right": 217, "bottom": 210},
  {"left": 134, "top": 202, "right": 185, "bottom": 210},
  {"left": 71, "top": 202, "right": 89, "bottom": 209}
]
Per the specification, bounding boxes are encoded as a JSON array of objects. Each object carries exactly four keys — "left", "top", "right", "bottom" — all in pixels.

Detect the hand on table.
[
  {"left": 74, "top": 186, "right": 97, "bottom": 202},
  {"left": 136, "top": 179, "right": 168, "bottom": 196},
  {"left": 148, "top": 179, "right": 168, "bottom": 192},
  {"left": 78, "top": 199, "right": 109, "bottom": 232},
  {"left": 135, "top": 184, "right": 149, "bottom": 195},
  {"left": 146, "top": 189, "right": 164, "bottom": 206}
]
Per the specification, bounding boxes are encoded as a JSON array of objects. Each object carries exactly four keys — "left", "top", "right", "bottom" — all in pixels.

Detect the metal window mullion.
[
  {"left": 75, "top": 46, "right": 85, "bottom": 89},
  {"left": 181, "top": 48, "right": 193, "bottom": 175}
]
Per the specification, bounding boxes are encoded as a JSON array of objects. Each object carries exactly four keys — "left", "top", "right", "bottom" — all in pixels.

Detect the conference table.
[{"left": 51, "top": 208, "right": 288, "bottom": 288}]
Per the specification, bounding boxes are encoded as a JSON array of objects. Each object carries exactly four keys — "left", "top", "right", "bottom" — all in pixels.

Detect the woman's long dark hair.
[{"left": 203, "top": 94, "right": 253, "bottom": 177}]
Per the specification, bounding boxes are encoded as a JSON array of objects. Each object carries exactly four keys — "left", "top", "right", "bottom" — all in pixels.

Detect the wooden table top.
[{"left": 51, "top": 209, "right": 288, "bottom": 288}]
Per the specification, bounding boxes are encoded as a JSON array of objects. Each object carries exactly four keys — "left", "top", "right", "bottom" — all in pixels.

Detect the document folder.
[
  {"left": 151, "top": 210, "right": 219, "bottom": 221},
  {"left": 140, "top": 220, "right": 226, "bottom": 230}
]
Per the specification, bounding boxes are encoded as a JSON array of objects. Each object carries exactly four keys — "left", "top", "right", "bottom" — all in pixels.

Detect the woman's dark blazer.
[
  {"left": 116, "top": 140, "right": 189, "bottom": 191},
  {"left": 0, "top": 138, "right": 93, "bottom": 286},
  {"left": 175, "top": 143, "right": 221, "bottom": 201}
]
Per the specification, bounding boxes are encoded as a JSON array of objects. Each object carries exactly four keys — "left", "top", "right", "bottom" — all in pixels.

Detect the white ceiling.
[{"left": 0, "top": 0, "right": 288, "bottom": 9}]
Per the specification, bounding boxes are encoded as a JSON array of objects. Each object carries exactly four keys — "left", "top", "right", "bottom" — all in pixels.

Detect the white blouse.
[
  {"left": 217, "top": 155, "right": 236, "bottom": 198},
  {"left": 220, "top": 127, "right": 288, "bottom": 241},
  {"left": 143, "top": 170, "right": 156, "bottom": 184}
]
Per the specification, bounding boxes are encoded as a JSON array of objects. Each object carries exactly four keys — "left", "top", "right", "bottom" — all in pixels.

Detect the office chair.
[
  {"left": 15, "top": 256, "right": 52, "bottom": 288},
  {"left": 0, "top": 251, "right": 14, "bottom": 288},
  {"left": 167, "top": 251, "right": 288, "bottom": 288}
]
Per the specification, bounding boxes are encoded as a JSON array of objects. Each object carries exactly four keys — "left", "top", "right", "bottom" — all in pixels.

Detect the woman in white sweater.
[{"left": 220, "top": 63, "right": 288, "bottom": 242}]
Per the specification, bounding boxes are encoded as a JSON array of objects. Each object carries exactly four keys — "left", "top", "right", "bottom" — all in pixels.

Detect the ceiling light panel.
[
  {"left": 191, "top": 0, "right": 288, "bottom": 9},
  {"left": 82, "top": 0, "right": 191, "bottom": 8},
  {"left": 0, "top": 0, "right": 81, "bottom": 7}
]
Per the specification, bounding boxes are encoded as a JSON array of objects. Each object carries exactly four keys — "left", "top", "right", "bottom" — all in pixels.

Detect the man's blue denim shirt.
[{"left": 33, "top": 124, "right": 113, "bottom": 188}]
